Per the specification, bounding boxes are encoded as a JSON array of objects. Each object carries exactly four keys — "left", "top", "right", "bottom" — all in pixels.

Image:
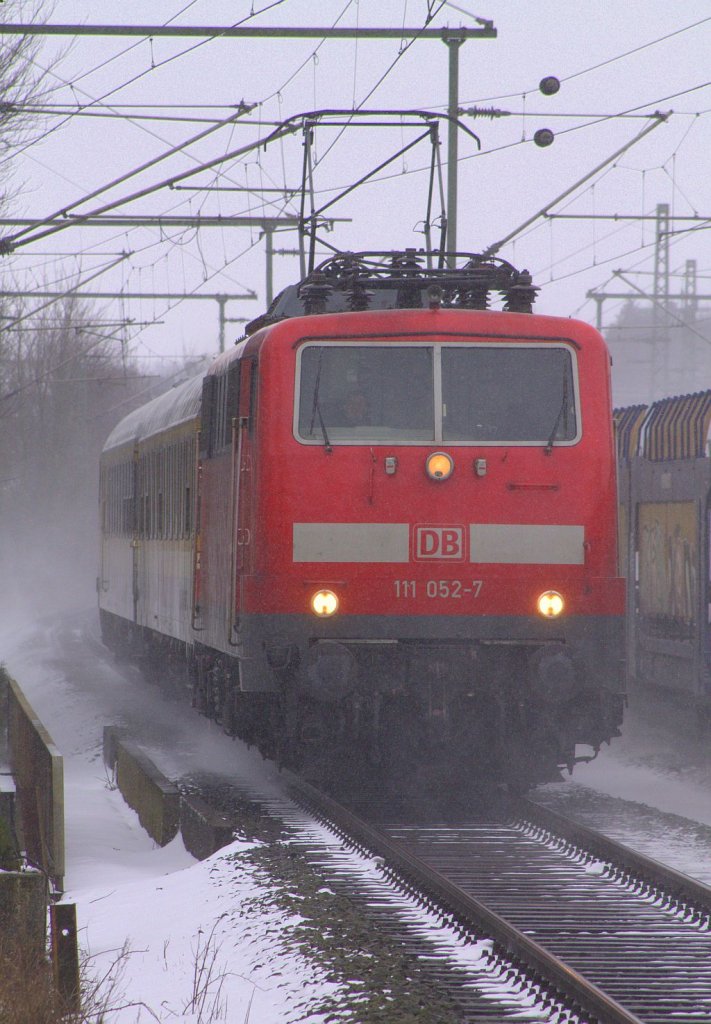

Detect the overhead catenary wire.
[
  {"left": 0, "top": 0, "right": 292, "bottom": 172},
  {"left": 0, "top": 118, "right": 303, "bottom": 253},
  {"left": 0, "top": 322, "right": 158, "bottom": 416},
  {"left": 62, "top": 0, "right": 205, "bottom": 92},
  {"left": 0, "top": 12, "right": 655, "bottom": 224},
  {"left": 0, "top": 253, "right": 131, "bottom": 335},
  {"left": 481, "top": 113, "right": 670, "bottom": 259},
  {"left": 1, "top": 107, "right": 239, "bottom": 125},
  {"left": 1, "top": 102, "right": 256, "bottom": 247},
  {"left": 456, "top": 14, "right": 711, "bottom": 105},
  {"left": 2, "top": 4, "right": 708, "bottom": 362},
  {"left": 1, "top": 6, "right": 467, "bottom": 270},
  {"left": 1, "top": 227, "right": 260, "bottom": 394},
  {"left": 0, "top": 20, "right": 309, "bottom": 283},
  {"left": 614, "top": 270, "right": 711, "bottom": 348},
  {"left": 257, "top": 96, "right": 707, "bottom": 212},
  {"left": 312, "top": 1, "right": 450, "bottom": 172}
]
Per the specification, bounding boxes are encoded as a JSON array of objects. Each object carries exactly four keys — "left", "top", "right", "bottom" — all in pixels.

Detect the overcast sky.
[{"left": 4, "top": 1, "right": 710, "bottom": 371}]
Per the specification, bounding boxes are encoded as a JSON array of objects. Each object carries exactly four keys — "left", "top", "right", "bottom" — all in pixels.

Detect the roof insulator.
[
  {"left": 300, "top": 273, "right": 333, "bottom": 315},
  {"left": 503, "top": 270, "right": 538, "bottom": 314}
]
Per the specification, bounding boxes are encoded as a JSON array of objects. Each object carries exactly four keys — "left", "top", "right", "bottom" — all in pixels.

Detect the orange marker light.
[{"left": 426, "top": 451, "right": 454, "bottom": 481}]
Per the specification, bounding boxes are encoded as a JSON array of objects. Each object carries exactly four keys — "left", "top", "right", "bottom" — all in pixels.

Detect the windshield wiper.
[
  {"left": 308, "top": 350, "right": 332, "bottom": 452},
  {"left": 545, "top": 377, "right": 569, "bottom": 455},
  {"left": 312, "top": 398, "right": 332, "bottom": 452}
]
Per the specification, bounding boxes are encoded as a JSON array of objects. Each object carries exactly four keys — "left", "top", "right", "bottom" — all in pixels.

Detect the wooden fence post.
[{"left": 50, "top": 902, "right": 80, "bottom": 1012}]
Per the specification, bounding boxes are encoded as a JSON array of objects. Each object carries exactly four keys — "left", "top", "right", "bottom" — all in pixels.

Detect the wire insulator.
[
  {"left": 461, "top": 106, "right": 511, "bottom": 120},
  {"left": 503, "top": 270, "right": 539, "bottom": 314},
  {"left": 301, "top": 274, "right": 333, "bottom": 315}
]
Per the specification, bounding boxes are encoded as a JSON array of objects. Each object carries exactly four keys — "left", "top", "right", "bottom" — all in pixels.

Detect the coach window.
[
  {"left": 109, "top": 465, "right": 117, "bottom": 533},
  {"left": 227, "top": 362, "right": 241, "bottom": 434},
  {"left": 121, "top": 493, "right": 133, "bottom": 535},
  {"left": 107, "top": 466, "right": 115, "bottom": 533},
  {"left": 99, "top": 468, "right": 107, "bottom": 532},
  {"left": 186, "top": 438, "right": 195, "bottom": 537},
  {"left": 140, "top": 454, "right": 150, "bottom": 539},
  {"left": 136, "top": 456, "right": 144, "bottom": 536},
  {"left": 201, "top": 368, "right": 239, "bottom": 456},
  {"left": 106, "top": 466, "right": 115, "bottom": 533},
  {"left": 184, "top": 480, "right": 192, "bottom": 537},
  {"left": 174, "top": 443, "right": 182, "bottom": 538},
  {"left": 170, "top": 444, "right": 178, "bottom": 538},
  {"left": 165, "top": 446, "right": 171, "bottom": 538},
  {"left": 120, "top": 462, "right": 133, "bottom": 535},
  {"left": 199, "top": 376, "right": 216, "bottom": 458},
  {"left": 181, "top": 443, "right": 187, "bottom": 535},
  {"left": 152, "top": 451, "right": 159, "bottom": 538},
  {"left": 160, "top": 447, "right": 167, "bottom": 537},
  {"left": 216, "top": 372, "right": 229, "bottom": 452}
]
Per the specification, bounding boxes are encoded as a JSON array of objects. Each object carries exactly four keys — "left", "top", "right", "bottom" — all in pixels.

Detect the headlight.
[
  {"left": 426, "top": 451, "right": 454, "bottom": 481},
  {"left": 311, "top": 589, "right": 339, "bottom": 617},
  {"left": 537, "top": 590, "right": 564, "bottom": 617}
]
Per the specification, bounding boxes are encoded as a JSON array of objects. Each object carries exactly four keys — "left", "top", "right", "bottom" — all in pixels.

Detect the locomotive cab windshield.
[{"left": 295, "top": 339, "right": 580, "bottom": 446}]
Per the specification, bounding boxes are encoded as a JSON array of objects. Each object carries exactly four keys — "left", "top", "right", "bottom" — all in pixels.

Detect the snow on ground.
[
  {"left": 1, "top": 607, "right": 343, "bottom": 1022},
  {"left": 2, "top": 602, "right": 711, "bottom": 1020},
  {"left": 535, "top": 686, "right": 711, "bottom": 885},
  {"left": 0, "top": 605, "right": 567, "bottom": 1023},
  {"left": 569, "top": 751, "right": 711, "bottom": 829},
  {"left": 567, "top": 688, "right": 711, "bottom": 828}
]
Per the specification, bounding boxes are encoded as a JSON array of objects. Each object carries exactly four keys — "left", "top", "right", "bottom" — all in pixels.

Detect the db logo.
[{"left": 414, "top": 525, "right": 466, "bottom": 561}]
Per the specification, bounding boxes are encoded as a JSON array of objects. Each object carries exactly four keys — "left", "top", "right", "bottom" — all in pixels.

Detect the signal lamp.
[
  {"left": 311, "top": 589, "right": 339, "bottom": 617},
  {"left": 426, "top": 451, "right": 454, "bottom": 481},
  {"left": 537, "top": 590, "right": 564, "bottom": 618}
]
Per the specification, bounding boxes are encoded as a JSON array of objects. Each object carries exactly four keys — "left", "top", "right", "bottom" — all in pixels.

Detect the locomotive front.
[{"left": 237, "top": 256, "right": 625, "bottom": 786}]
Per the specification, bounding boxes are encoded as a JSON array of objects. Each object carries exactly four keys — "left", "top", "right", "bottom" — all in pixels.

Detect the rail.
[{"left": 286, "top": 773, "right": 644, "bottom": 1024}]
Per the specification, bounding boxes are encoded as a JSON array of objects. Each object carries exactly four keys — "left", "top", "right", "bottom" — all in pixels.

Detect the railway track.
[
  {"left": 284, "top": 775, "right": 711, "bottom": 1024},
  {"left": 114, "top": 708, "right": 711, "bottom": 1023}
]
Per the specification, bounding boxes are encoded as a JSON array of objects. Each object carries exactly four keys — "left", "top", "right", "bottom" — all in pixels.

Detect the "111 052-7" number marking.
[{"left": 394, "top": 579, "right": 484, "bottom": 599}]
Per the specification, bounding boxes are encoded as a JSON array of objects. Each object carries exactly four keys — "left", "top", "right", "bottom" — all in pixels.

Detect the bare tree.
[
  {"left": 0, "top": 8, "right": 208, "bottom": 616},
  {"left": 0, "top": 290, "right": 169, "bottom": 611},
  {"left": 0, "top": 1, "right": 57, "bottom": 208},
  {"left": 0, "top": 279, "right": 212, "bottom": 615}
]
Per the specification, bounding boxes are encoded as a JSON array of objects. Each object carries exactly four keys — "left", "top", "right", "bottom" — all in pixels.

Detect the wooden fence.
[{"left": 2, "top": 668, "right": 65, "bottom": 890}]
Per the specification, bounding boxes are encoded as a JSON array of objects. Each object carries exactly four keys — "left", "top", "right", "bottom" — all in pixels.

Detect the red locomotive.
[{"left": 99, "top": 252, "right": 625, "bottom": 788}]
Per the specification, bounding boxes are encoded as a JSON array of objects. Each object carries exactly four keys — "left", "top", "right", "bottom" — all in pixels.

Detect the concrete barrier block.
[
  {"left": 114, "top": 740, "right": 179, "bottom": 847},
  {"left": 180, "top": 794, "right": 235, "bottom": 860},
  {"left": 102, "top": 725, "right": 128, "bottom": 772}
]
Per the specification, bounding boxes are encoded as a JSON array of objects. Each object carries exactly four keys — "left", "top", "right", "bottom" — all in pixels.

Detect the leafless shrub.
[
  {"left": 0, "top": 292, "right": 159, "bottom": 608},
  {"left": 0, "top": 933, "right": 64, "bottom": 1024},
  {"left": 0, "top": 934, "right": 169, "bottom": 1024},
  {"left": 77, "top": 942, "right": 161, "bottom": 1024},
  {"left": 184, "top": 917, "right": 230, "bottom": 1024}
]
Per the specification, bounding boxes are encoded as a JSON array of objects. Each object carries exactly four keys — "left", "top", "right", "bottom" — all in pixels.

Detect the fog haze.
[{"left": 2, "top": 2, "right": 710, "bottom": 617}]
